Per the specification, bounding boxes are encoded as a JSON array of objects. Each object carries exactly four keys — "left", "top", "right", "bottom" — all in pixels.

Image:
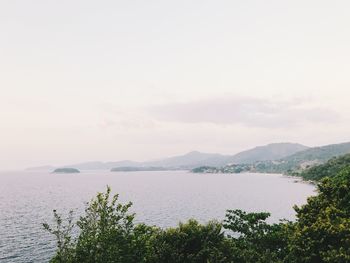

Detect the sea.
[{"left": 0, "top": 170, "right": 316, "bottom": 262}]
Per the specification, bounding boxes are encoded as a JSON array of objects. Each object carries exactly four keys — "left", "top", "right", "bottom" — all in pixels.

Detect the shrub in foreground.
[{"left": 45, "top": 167, "right": 350, "bottom": 262}]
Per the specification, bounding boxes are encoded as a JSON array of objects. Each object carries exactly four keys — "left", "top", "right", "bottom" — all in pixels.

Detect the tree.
[
  {"left": 44, "top": 186, "right": 150, "bottom": 263},
  {"left": 287, "top": 168, "right": 350, "bottom": 262},
  {"left": 45, "top": 167, "right": 350, "bottom": 263},
  {"left": 43, "top": 210, "right": 75, "bottom": 263},
  {"left": 148, "top": 219, "right": 233, "bottom": 263},
  {"left": 223, "top": 209, "right": 288, "bottom": 263}
]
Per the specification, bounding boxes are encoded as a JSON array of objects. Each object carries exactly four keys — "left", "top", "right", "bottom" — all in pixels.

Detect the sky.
[{"left": 1, "top": 0, "right": 350, "bottom": 170}]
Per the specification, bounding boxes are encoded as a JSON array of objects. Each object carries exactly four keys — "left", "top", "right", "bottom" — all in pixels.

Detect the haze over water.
[{"left": 0, "top": 171, "right": 315, "bottom": 263}]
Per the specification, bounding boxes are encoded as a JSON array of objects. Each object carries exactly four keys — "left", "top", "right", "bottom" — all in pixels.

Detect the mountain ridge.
[
  {"left": 228, "top": 143, "right": 308, "bottom": 164},
  {"left": 193, "top": 141, "right": 350, "bottom": 175},
  {"left": 26, "top": 142, "right": 308, "bottom": 171}
]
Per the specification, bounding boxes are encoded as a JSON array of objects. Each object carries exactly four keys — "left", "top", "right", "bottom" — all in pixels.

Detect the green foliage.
[
  {"left": 45, "top": 167, "right": 350, "bottom": 262},
  {"left": 286, "top": 168, "right": 350, "bottom": 262},
  {"left": 191, "top": 166, "right": 217, "bottom": 173},
  {"left": 192, "top": 142, "right": 350, "bottom": 176},
  {"left": 267, "top": 142, "right": 350, "bottom": 175},
  {"left": 73, "top": 186, "right": 137, "bottom": 263},
  {"left": 53, "top": 168, "right": 80, "bottom": 173},
  {"left": 148, "top": 219, "right": 232, "bottom": 263},
  {"left": 44, "top": 186, "right": 149, "bottom": 263},
  {"left": 300, "top": 153, "right": 350, "bottom": 181},
  {"left": 223, "top": 210, "right": 288, "bottom": 263},
  {"left": 43, "top": 210, "right": 75, "bottom": 263}
]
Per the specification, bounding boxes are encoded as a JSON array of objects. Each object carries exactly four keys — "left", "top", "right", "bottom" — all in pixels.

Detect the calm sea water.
[{"left": 0, "top": 171, "right": 315, "bottom": 263}]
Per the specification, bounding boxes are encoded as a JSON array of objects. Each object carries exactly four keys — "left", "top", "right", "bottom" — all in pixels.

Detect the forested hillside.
[
  {"left": 193, "top": 142, "right": 350, "bottom": 176},
  {"left": 300, "top": 153, "right": 350, "bottom": 181}
]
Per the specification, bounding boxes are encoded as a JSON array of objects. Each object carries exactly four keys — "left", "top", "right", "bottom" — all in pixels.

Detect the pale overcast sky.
[{"left": 1, "top": 0, "right": 350, "bottom": 170}]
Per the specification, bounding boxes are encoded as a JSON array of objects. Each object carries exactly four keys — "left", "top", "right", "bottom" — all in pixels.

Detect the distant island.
[
  {"left": 28, "top": 141, "right": 350, "bottom": 177},
  {"left": 111, "top": 167, "right": 175, "bottom": 172},
  {"left": 27, "top": 142, "right": 309, "bottom": 171},
  {"left": 53, "top": 168, "right": 80, "bottom": 174},
  {"left": 45, "top": 157, "right": 350, "bottom": 263}
]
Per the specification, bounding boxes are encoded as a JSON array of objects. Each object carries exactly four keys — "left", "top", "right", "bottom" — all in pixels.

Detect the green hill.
[
  {"left": 192, "top": 142, "right": 350, "bottom": 175},
  {"left": 268, "top": 141, "right": 350, "bottom": 174},
  {"left": 228, "top": 143, "right": 308, "bottom": 164},
  {"left": 300, "top": 153, "right": 350, "bottom": 181}
]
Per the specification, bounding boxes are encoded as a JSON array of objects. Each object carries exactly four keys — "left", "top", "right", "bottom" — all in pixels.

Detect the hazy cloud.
[
  {"left": 98, "top": 105, "right": 157, "bottom": 130},
  {"left": 149, "top": 97, "right": 340, "bottom": 128}
]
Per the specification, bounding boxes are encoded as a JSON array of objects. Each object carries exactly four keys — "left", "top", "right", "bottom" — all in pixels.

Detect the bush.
[
  {"left": 223, "top": 210, "right": 288, "bottom": 263},
  {"left": 45, "top": 168, "right": 350, "bottom": 262},
  {"left": 148, "top": 219, "right": 232, "bottom": 263},
  {"left": 286, "top": 168, "right": 350, "bottom": 262}
]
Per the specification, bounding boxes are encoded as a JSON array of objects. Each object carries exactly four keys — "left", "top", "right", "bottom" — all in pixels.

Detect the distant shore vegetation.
[
  {"left": 111, "top": 167, "right": 176, "bottom": 172},
  {"left": 52, "top": 168, "right": 80, "bottom": 174},
  {"left": 192, "top": 153, "right": 350, "bottom": 183}
]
